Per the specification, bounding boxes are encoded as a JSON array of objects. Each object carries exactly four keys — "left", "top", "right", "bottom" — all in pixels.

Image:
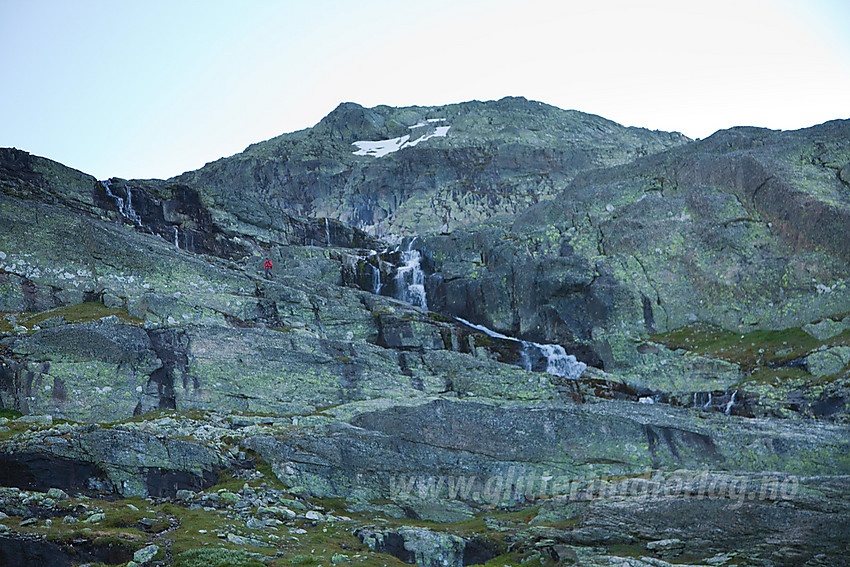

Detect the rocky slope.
[
  {"left": 174, "top": 97, "right": 689, "bottom": 236},
  {"left": 0, "top": 99, "right": 849, "bottom": 566}
]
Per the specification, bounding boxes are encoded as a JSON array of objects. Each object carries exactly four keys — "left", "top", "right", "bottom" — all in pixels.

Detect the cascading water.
[
  {"left": 103, "top": 180, "right": 125, "bottom": 217},
  {"left": 725, "top": 390, "right": 738, "bottom": 415},
  {"left": 102, "top": 179, "right": 144, "bottom": 228},
  {"left": 173, "top": 226, "right": 180, "bottom": 249},
  {"left": 370, "top": 239, "right": 585, "bottom": 379},
  {"left": 455, "top": 317, "right": 587, "bottom": 380},
  {"left": 372, "top": 263, "right": 382, "bottom": 295},
  {"left": 325, "top": 218, "right": 331, "bottom": 247},
  {"left": 124, "top": 186, "right": 143, "bottom": 226},
  {"left": 395, "top": 239, "right": 427, "bottom": 309}
]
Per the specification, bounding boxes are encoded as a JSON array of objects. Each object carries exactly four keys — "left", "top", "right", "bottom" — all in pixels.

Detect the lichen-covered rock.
[
  {"left": 528, "top": 472, "right": 850, "bottom": 563},
  {"left": 3, "top": 103, "right": 850, "bottom": 567},
  {"left": 356, "top": 525, "right": 495, "bottom": 567},
  {"left": 0, "top": 424, "right": 225, "bottom": 497},
  {"left": 807, "top": 346, "right": 850, "bottom": 377},
  {"left": 245, "top": 398, "right": 850, "bottom": 505}
]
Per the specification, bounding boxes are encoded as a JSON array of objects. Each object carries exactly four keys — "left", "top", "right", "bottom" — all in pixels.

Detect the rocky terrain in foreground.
[{"left": 1, "top": 98, "right": 849, "bottom": 566}]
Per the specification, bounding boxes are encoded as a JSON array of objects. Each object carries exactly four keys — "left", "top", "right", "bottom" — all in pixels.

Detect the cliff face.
[
  {"left": 1, "top": 101, "right": 849, "bottom": 566},
  {"left": 423, "top": 121, "right": 850, "bottom": 373}
]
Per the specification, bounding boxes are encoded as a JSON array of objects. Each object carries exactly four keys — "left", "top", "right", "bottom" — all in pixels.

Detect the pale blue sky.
[{"left": 2, "top": 0, "right": 848, "bottom": 180}]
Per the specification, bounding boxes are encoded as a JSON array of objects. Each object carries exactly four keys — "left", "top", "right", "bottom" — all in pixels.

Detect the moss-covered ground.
[
  {"left": 0, "top": 301, "right": 144, "bottom": 333},
  {"left": 651, "top": 319, "right": 850, "bottom": 385}
]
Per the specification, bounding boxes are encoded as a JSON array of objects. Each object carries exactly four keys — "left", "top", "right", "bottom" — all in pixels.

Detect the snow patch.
[
  {"left": 353, "top": 122, "right": 450, "bottom": 157},
  {"left": 352, "top": 135, "right": 411, "bottom": 158}
]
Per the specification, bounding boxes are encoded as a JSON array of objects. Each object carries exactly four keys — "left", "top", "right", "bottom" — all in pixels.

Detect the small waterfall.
[
  {"left": 173, "top": 226, "right": 180, "bottom": 249},
  {"left": 102, "top": 180, "right": 126, "bottom": 217},
  {"left": 534, "top": 343, "right": 584, "bottom": 378},
  {"left": 455, "top": 317, "right": 587, "bottom": 380},
  {"left": 102, "top": 179, "right": 144, "bottom": 228},
  {"left": 372, "top": 263, "right": 383, "bottom": 295},
  {"left": 325, "top": 218, "right": 331, "bottom": 247},
  {"left": 724, "top": 390, "right": 738, "bottom": 415},
  {"left": 693, "top": 391, "right": 713, "bottom": 409},
  {"left": 395, "top": 239, "right": 427, "bottom": 309},
  {"left": 519, "top": 348, "right": 532, "bottom": 372},
  {"left": 123, "top": 186, "right": 144, "bottom": 226}
]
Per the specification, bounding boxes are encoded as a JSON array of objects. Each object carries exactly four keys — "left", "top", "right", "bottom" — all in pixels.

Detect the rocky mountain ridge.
[
  {"left": 1, "top": 98, "right": 849, "bottom": 566},
  {"left": 174, "top": 97, "right": 690, "bottom": 236}
]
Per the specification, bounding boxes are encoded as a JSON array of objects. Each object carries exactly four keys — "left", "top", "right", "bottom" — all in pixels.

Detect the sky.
[{"left": 1, "top": 0, "right": 849, "bottom": 181}]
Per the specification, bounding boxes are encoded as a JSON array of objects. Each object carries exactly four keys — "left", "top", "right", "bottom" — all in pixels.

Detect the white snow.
[
  {"left": 352, "top": 123, "right": 450, "bottom": 157},
  {"left": 352, "top": 135, "right": 411, "bottom": 157}
]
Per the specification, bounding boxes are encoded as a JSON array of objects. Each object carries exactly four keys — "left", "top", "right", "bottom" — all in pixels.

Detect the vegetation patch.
[
  {"left": 1, "top": 301, "right": 144, "bottom": 334},
  {"left": 652, "top": 320, "right": 850, "bottom": 384}
]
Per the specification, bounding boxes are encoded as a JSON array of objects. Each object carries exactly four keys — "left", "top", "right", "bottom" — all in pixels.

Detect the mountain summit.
[{"left": 174, "top": 97, "right": 689, "bottom": 235}]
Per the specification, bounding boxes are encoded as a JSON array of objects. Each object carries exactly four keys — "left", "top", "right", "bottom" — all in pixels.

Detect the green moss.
[
  {"left": 606, "top": 543, "right": 651, "bottom": 558},
  {"left": 428, "top": 312, "right": 453, "bottom": 323},
  {"left": 0, "top": 408, "right": 23, "bottom": 420},
  {"left": 3, "top": 302, "right": 144, "bottom": 333},
  {"left": 652, "top": 321, "right": 850, "bottom": 377}
]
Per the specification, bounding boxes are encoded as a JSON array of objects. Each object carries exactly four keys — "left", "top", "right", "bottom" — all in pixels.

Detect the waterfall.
[
  {"left": 124, "top": 186, "right": 144, "bottom": 226},
  {"left": 693, "top": 391, "right": 713, "bottom": 409},
  {"left": 395, "top": 239, "right": 427, "bottom": 309},
  {"left": 173, "top": 226, "right": 180, "bottom": 249},
  {"left": 534, "top": 343, "right": 583, "bottom": 378},
  {"left": 102, "top": 179, "right": 144, "bottom": 228},
  {"left": 724, "top": 390, "right": 738, "bottom": 415},
  {"left": 102, "top": 180, "right": 126, "bottom": 217},
  {"left": 372, "top": 263, "right": 382, "bottom": 295},
  {"left": 325, "top": 218, "right": 331, "bottom": 247},
  {"left": 455, "top": 317, "right": 587, "bottom": 380}
]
